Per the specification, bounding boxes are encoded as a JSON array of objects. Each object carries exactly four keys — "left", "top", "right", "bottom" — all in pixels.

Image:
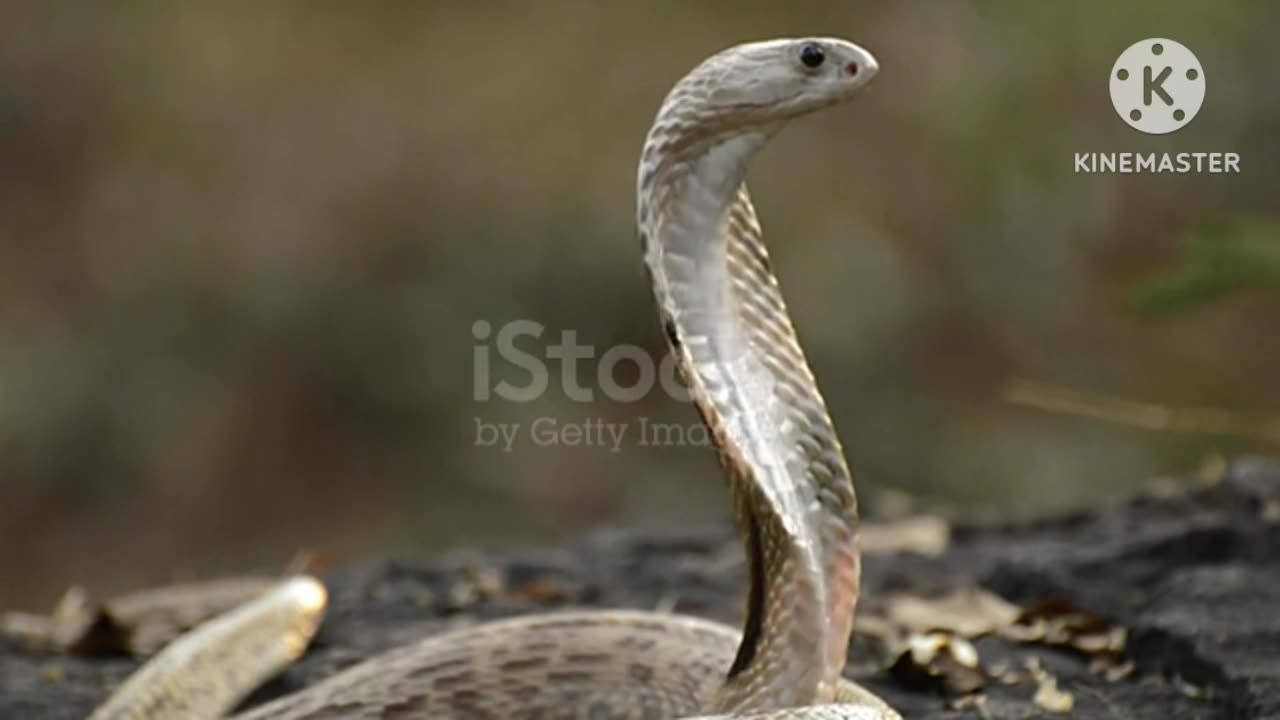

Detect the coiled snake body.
[{"left": 90, "top": 37, "right": 899, "bottom": 720}]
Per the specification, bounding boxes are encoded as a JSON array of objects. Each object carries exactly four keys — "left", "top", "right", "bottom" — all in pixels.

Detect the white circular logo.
[{"left": 1110, "top": 38, "right": 1205, "bottom": 135}]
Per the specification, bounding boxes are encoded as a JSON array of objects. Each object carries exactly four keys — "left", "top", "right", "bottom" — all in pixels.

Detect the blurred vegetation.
[
  {"left": 0, "top": 3, "right": 1277, "bottom": 607},
  {"left": 1135, "top": 217, "right": 1280, "bottom": 315}
]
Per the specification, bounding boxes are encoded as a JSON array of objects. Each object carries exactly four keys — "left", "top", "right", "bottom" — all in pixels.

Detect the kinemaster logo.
[{"left": 1075, "top": 38, "right": 1240, "bottom": 175}]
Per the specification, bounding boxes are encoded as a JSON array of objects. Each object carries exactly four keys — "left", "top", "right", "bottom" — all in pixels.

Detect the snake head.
[{"left": 694, "top": 37, "right": 879, "bottom": 126}]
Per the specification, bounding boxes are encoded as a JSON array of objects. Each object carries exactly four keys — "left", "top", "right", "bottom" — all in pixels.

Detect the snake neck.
[{"left": 637, "top": 114, "right": 861, "bottom": 711}]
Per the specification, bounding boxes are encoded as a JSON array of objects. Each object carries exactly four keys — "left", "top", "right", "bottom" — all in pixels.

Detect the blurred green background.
[{"left": 2, "top": 3, "right": 1277, "bottom": 608}]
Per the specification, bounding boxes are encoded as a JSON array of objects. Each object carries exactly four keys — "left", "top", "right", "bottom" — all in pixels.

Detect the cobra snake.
[{"left": 88, "top": 37, "right": 899, "bottom": 720}]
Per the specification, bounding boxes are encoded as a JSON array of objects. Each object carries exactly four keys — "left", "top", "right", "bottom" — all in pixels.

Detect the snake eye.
[{"left": 798, "top": 42, "right": 825, "bottom": 69}]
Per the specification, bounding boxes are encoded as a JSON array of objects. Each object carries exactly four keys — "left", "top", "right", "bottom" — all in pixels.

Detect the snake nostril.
[{"left": 845, "top": 62, "right": 859, "bottom": 77}]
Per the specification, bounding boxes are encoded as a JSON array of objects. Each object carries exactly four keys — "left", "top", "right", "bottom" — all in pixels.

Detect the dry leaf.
[
  {"left": 508, "top": 577, "right": 576, "bottom": 602},
  {"left": 1032, "top": 675, "right": 1074, "bottom": 713},
  {"left": 7, "top": 576, "right": 284, "bottom": 657},
  {"left": 1073, "top": 626, "right": 1126, "bottom": 654},
  {"left": 891, "top": 632, "right": 985, "bottom": 695},
  {"left": 464, "top": 565, "right": 505, "bottom": 598},
  {"left": 1005, "top": 598, "right": 1126, "bottom": 650},
  {"left": 1174, "top": 677, "right": 1208, "bottom": 699},
  {"left": 447, "top": 580, "right": 480, "bottom": 609},
  {"left": 1090, "top": 656, "right": 1136, "bottom": 681},
  {"left": 1026, "top": 657, "right": 1075, "bottom": 714},
  {"left": 860, "top": 515, "right": 950, "bottom": 556},
  {"left": 0, "top": 612, "right": 54, "bottom": 650},
  {"left": 49, "top": 586, "right": 100, "bottom": 651},
  {"left": 885, "top": 587, "right": 1021, "bottom": 638},
  {"left": 104, "top": 577, "right": 278, "bottom": 655},
  {"left": 985, "top": 660, "right": 1024, "bottom": 686},
  {"left": 447, "top": 565, "right": 506, "bottom": 609},
  {"left": 947, "top": 692, "right": 992, "bottom": 719}
]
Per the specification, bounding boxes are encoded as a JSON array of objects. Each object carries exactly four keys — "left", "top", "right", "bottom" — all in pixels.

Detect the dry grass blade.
[{"left": 1005, "top": 377, "right": 1280, "bottom": 445}]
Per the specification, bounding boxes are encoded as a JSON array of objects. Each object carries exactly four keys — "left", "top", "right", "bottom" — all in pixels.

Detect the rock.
[{"left": 2, "top": 457, "right": 1277, "bottom": 719}]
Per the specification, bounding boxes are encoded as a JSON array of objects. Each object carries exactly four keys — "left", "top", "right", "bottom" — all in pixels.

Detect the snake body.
[
  {"left": 88, "top": 577, "right": 327, "bottom": 720},
  {"left": 93, "top": 37, "right": 897, "bottom": 719}
]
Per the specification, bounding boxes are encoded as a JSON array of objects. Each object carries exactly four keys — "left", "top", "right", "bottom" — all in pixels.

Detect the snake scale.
[{"left": 88, "top": 37, "right": 898, "bottom": 719}]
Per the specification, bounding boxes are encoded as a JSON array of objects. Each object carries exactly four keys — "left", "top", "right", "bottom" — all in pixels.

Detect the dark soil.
[{"left": 3, "top": 457, "right": 1278, "bottom": 719}]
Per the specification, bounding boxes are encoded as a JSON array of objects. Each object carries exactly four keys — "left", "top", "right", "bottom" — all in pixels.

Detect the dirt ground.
[{"left": 3, "top": 457, "right": 1278, "bottom": 719}]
